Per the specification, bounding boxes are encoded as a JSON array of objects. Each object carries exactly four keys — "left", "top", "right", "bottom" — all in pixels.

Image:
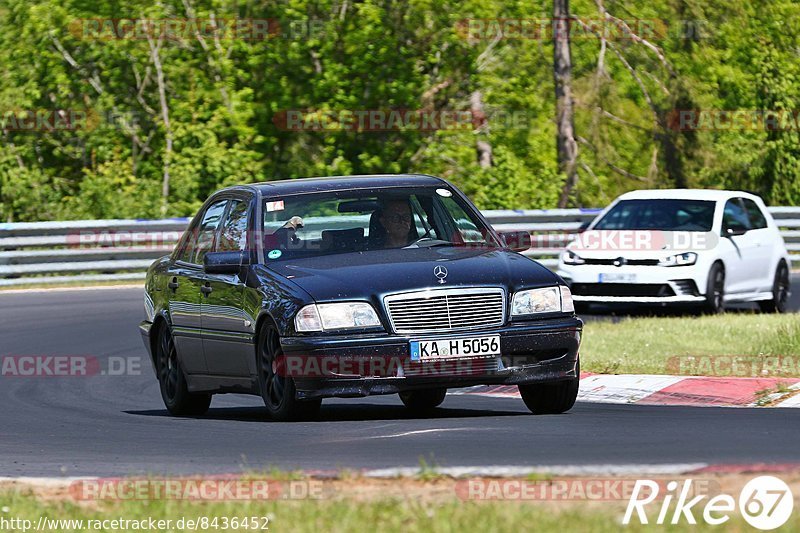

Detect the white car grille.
[{"left": 384, "top": 288, "right": 505, "bottom": 334}]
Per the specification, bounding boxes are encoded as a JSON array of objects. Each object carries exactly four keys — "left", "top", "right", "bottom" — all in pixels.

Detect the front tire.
[
  {"left": 399, "top": 388, "right": 447, "bottom": 413},
  {"left": 703, "top": 263, "right": 725, "bottom": 314},
  {"left": 257, "top": 321, "right": 321, "bottom": 421},
  {"left": 518, "top": 360, "right": 579, "bottom": 414},
  {"left": 759, "top": 263, "right": 790, "bottom": 314},
  {"left": 156, "top": 324, "right": 211, "bottom": 416}
]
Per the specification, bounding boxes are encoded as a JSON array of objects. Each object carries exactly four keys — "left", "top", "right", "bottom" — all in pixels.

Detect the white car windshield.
[{"left": 594, "top": 199, "right": 716, "bottom": 231}]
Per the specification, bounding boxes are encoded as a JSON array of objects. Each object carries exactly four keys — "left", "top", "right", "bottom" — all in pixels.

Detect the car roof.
[
  {"left": 223, "top": 174, "right": 447, "bottom": 197},
  {"left": 616, "top": 189, "right": 762, "bottom": 202}
]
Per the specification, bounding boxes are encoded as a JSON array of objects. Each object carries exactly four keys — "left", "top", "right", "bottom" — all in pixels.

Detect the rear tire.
[
  {"left": 399, "top": 388, "right": 447, "bottom": 413},
  {"left": 257, "top": 321, "right": 321, "bottom": 421},
  {"left": 518, "top": 360, "right": 579, "bottom": 414},
  {"left": 703, "top": 263, "right": 725, "bottom": 314},
  {"left": 156, "top": 324, "right": 211, "bottom": 416},
  {"left": 759, "top": 263, "right": 790, "bottom": 314}
]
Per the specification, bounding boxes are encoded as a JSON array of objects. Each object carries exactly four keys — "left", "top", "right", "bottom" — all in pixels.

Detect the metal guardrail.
[{"left": 0, "top": 208, "right": 798, "bottom": 286}]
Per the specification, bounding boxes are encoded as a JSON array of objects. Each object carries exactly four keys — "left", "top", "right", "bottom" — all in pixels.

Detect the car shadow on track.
[
  {"left": 124, "top": 402, "right": 528, "bottom": 423},
  {"left": 580, "top": 303, "right": 763, "bottom": 322}
]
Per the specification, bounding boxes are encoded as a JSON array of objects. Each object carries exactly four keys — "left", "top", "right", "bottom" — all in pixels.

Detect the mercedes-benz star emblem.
[{"left": 433, "top": 265, "right": 448, "bottom": 284}]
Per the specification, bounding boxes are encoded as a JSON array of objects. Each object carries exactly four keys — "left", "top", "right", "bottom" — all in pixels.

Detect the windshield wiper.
[{"left": 403, "top": 237, "right": 453, "bottom": 248}]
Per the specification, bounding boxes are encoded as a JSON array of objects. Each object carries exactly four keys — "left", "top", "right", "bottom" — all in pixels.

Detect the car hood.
[
  {"left": 566, "top": 229, "right": 718, "bottom": 260},
  {"left": 263, "top": 247, "right": 560, "bottom": 301}
]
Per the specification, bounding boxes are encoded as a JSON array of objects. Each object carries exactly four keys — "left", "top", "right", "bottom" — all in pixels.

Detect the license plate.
[
  {"left": 410, "top": 335, "right": 500, "bottom": 361},
  {"left": 599, "top": 273, "right": 637, "bottom": 283}
]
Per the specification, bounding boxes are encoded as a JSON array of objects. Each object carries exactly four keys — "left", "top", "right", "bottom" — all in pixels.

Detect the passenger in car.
[{"left": 265, "top": 216, "right": 304, "bottom": 250}]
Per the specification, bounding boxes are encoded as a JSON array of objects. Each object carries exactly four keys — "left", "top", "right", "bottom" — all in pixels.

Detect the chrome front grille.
[{"left": 384, "top": 288, "right": 505, "bottom": 333}]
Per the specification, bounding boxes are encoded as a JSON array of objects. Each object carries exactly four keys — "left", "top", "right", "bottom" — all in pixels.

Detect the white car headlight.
[
  {"left": 295, "top": 302, "right": 381, "bottom": 332},
  {"left": 561, "top": 250, "right": 585, "bottom": 265},
  {"left": 658, "top": 252, "right": 697, "bottom": 267},
  {"left": 512, "top": 286, "right": 573, "bottom": 316}
]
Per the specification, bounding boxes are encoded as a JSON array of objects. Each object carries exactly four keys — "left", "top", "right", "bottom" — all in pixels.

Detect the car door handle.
[
  {"left": 168, "top": 278, "right": 179, "bottom": 291},
  {"left": 200, "top": 283, "right": 213, "bottom": 296}
]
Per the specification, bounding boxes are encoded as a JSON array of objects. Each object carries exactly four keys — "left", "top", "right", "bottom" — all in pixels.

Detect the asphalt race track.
[{"left": 1, "top": 278, "right": 798, "bottom": 477}]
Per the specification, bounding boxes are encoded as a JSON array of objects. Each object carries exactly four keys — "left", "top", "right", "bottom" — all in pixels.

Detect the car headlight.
[
  {"left": 658, "top": 252, "right": 697, "bottom": 267},
  {"left": 512, "top": 286, "right": 573, "bottom": 316},
  {"left": 561, "top": 250, "right": 585, "bottom": 265},
  {"left": 295, "top": 302, "right": 381, "bottom": 332},
  {"left": 560, "top": 285, "right": 575, "bottom": 313}
]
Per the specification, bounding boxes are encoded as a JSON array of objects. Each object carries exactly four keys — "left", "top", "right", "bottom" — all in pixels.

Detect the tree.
[{"left": 553, "top": 0, "right": 578, "bottom": 207}]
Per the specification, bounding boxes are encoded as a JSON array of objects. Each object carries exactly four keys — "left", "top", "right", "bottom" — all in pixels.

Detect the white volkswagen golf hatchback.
[{"left": 557, "top": 189, "right": 791, "bottom": 313}]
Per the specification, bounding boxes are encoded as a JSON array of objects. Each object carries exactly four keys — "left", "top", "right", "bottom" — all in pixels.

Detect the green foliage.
[{"left": 0, "top": 0, "right": 798, "bottom": 221}]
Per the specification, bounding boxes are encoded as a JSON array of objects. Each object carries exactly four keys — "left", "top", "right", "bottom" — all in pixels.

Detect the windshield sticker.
[
  {"left": 266, "top": 200, "right": 285, "bottom": 212},
  {"left": 436, "top": 188, "right": 452, "bottom": 197},
  {"left": 267, "top": 249, "right": 282, "bottom": 260}
]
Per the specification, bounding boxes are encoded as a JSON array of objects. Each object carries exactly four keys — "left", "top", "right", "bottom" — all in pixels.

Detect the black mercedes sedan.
[{"left": 139, "top": 175, "right": 582, "bottom": 420}]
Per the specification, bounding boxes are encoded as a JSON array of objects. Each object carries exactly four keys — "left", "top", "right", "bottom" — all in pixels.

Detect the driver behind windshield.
[{"left": 372, "top": 199, "right": 415, "bottom": 248}]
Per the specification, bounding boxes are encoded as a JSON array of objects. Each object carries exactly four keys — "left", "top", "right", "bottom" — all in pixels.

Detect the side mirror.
[
  {"left": 498, "top": 231, "right": 532, "bottom": 253},
  {"left": 578, "top": 221, "right": 591, "bottom": 233},
  {"left": 724, "top": 226, "right": 747, "bottom": 238},
  {"left": 204, "top": 251, "right": 249, "bottom": 274}
]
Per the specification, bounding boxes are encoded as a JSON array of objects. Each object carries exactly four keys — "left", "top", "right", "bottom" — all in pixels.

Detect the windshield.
[
  {"left": 593, "top": 199, "right": 716, "bottom": 231},
  {"left": 260, "top": 187, "right": 500, "bottom": 261}
]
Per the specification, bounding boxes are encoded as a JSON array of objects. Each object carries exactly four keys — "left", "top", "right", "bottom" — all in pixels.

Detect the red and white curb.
[{"left": 453, "top": 374, "right": 800, "bottom": 407}]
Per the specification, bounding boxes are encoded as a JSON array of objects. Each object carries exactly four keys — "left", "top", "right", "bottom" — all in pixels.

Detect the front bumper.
[
  {"left": 139, "top": 320, "right": 157, "bottom": 374},
  {"left": 280, "top": 316, "right": 582, "bottom": 399},
  {"left": 558, "top": 264, "right": 706, "bottom": 304}
]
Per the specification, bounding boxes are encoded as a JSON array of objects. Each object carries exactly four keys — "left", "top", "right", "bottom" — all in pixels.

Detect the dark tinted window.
[
  {"left": 191, "top": 199, "right": 228, "bottom": 264},
  {"left": 177, "top": 215, "right": 203, "bottom": 264},
  {"left": 260, "top": 188, "right": 498, "bottom": 261},
  {"left": 594, "top": 199, "right": 715, "bottom": 231},
  {"left": 176, "top": 224, "right": 198, "bottom": 263},
  {"left": 217, "top": 199, "right": 250, "bottom": 252},
  {"left": 722, "top": 199, "right": 750, "bottom": 232},
  {"left": 742, "top": 198, "right": 768, "bottom": 229}
]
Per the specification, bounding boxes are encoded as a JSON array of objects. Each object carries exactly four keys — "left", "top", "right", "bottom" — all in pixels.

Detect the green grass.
[
  {"left": 1, "top": 489, "right": 793, "bottom": 532},
  {"left": 581, "top": 313, "right": 800, "bottom": 376}
]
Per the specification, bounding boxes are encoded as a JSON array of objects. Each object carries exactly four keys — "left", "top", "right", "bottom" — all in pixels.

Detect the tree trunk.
[
  {"left": 470, "top": 90, "right": 493, "bottom": 168},
  {"left": 553, "top": 0, "right": 579, "bottom": 207},
  {"left": 147, "top": 32, "right": 173, "bottom": 217}
]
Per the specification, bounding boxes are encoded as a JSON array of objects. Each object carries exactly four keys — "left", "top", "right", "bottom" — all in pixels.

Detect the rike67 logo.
[{"left": 623, "top": 476, "right": 794, "bottom": 530}]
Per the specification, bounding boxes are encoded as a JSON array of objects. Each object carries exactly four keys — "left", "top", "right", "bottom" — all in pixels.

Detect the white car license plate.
[
  {"left": 599, "top": 273, "right": 637, "bottom": 283},
  {"left": 410, "top": 335, "right": 500, "bottom": 361}
]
